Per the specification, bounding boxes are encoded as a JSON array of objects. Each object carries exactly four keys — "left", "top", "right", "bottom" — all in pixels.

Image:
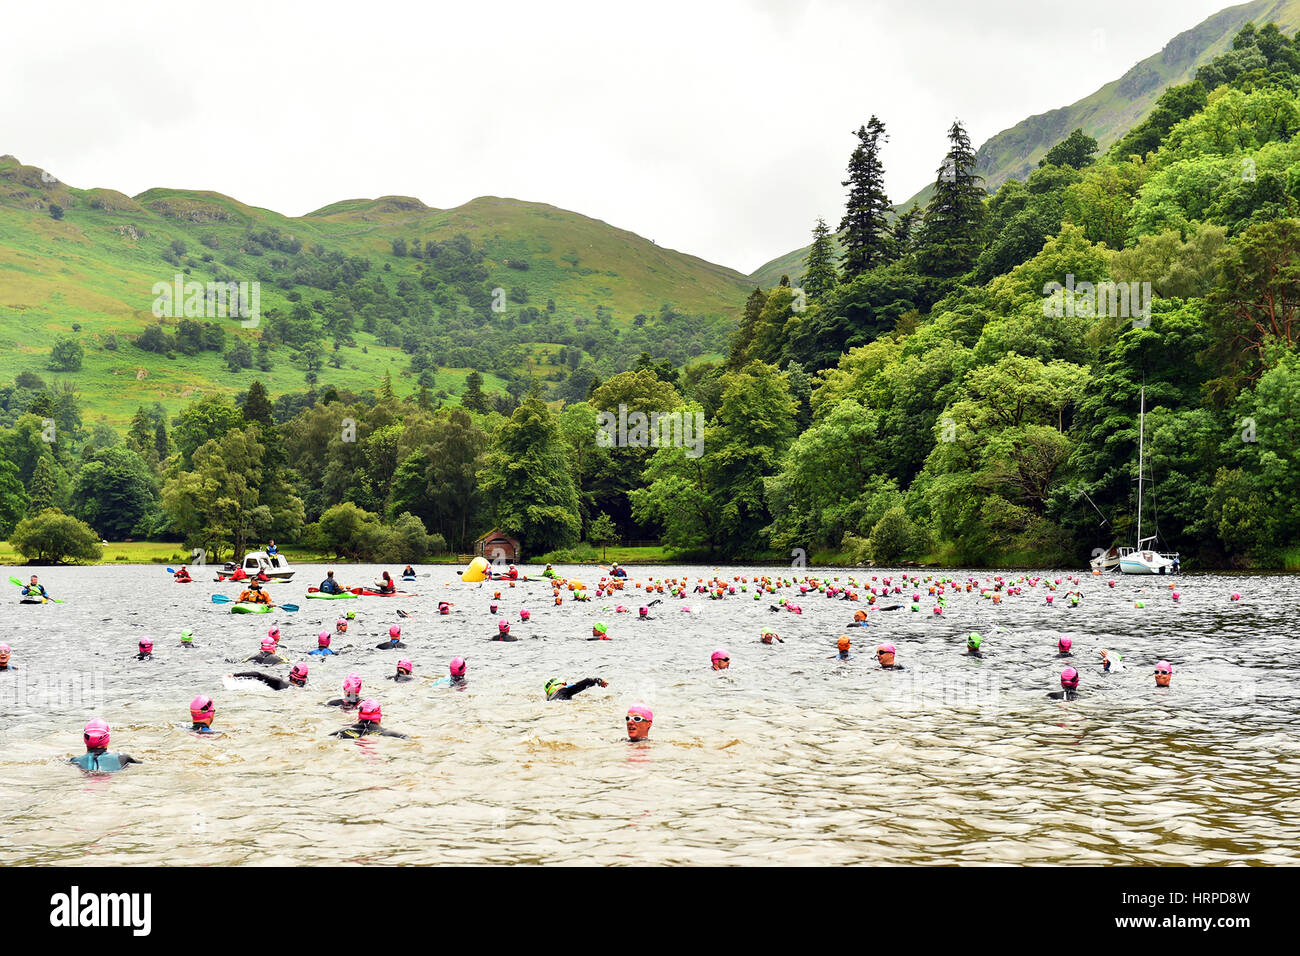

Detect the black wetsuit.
[
  {"left": 325, "top": 697, "right": 361, "bottom": 709},
  {"left": 375, "top": 639, "right": 406, "bottom": 649},
  {"left": 387, "top": 673, "right": 414, "bottom": 683},
  {"left": 847, "top": 621, "right": 869, "bottom": 628},
  {"left": 231, "top": 671, "right": 294, "bottom": 690},
  {"left": 190, "top": 724, "right": 217, "bottom": 734},
  {"left": 70, "top": 750, "right": 140, "bottom": 772},
  {"left": 879, "top": 664, "right": 907, "bottom": 670},
  {"left": 547, "top": 678, "right": 603, "bottom": 701},
  {"left": 331, "top": 721, "right": 408, "bottom": 739},
  {"left": 239, "top": 651, "right": 287, "bottom": 665},
  {"left": 966, "top": 649, "right": 984, "bottom": 658},
  {"left": 135, "top": 653, "right": 153, "bottom": 661},
  {"left": 1047, "top": 689, "right": 1081, "bottom": 700},
  {"left": 491, "top": 633, "right": 520, "bottom": 642},
  {"left": 0, "top": 663, "right": 16, "bottom": 671}
]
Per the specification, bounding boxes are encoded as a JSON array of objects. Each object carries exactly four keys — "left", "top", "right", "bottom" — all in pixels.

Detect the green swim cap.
[
  {"left": 594, "top": 622, "right": 607, "bottom": 634},
  {"left": 545, "top": 678, "right": 562, "bottom": 696},
  {"left": 180, "top": 629, "right": 193, "bottom": 643},
  {"left": 346, "top": 611, "right": 356, "bottom": 619},
  {"left": 967, "top": 633, "right": 982, "bottom": 649}
]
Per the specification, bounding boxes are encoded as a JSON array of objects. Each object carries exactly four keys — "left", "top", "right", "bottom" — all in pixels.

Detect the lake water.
[{"left": 1, "top": 564, "right": 1296, "bottom": 865}]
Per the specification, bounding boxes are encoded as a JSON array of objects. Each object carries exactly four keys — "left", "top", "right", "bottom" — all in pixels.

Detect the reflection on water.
[{"left": 0, "top": 565, "right": 1296, "bottom": 865}]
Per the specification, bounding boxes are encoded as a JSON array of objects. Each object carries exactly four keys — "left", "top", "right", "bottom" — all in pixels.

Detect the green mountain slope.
[
  {"left": 0, "top": 156, "right": 751, "bottom": 427},
  {"left": 750, "top": 0, "right": 1300, "bottom": 289}
]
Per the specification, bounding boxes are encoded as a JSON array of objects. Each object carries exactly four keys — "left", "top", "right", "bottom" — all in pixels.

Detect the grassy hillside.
[
  {"left": 0, "top": 157, "right": 751, "bottom": 428},
  {"left": 749, "top": 0, "right": 1300, "bottom": 289}
]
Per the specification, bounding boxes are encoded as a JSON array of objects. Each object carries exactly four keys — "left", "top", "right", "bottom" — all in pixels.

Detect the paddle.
[
  {"left": 10, "top": 575, "right": 63, "bottom": 603},
  {"left": 211, "top": 594, "right": 231, "bottom": 603}
]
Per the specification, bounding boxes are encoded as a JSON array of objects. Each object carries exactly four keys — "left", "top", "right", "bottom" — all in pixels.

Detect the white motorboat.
[{"left": 220, "top": 550, "right": 296, "bottom": 581}]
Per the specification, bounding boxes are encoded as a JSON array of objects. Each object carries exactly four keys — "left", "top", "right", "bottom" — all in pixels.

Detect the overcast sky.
[{"left": 2, "top": 0, "right": 1236, "bottom": 273}]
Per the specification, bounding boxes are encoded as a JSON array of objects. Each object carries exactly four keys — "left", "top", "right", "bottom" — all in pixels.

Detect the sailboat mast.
[{"left": 1136, "top": 386, "right": 1145, "bottom": 545}]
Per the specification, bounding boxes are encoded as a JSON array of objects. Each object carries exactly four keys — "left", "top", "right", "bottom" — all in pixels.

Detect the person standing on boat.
[{"left": 267, "top": 540, "right": 278, "bottom": 556}]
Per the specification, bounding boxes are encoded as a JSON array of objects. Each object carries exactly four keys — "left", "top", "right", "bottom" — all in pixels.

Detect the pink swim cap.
[
  {"left": 139, "top": 639, "right": 153, "bottom": 652},
  {"left": 520, "top": 609, "right": 531, "bottom": 620},
  {"left": 289, "top": 663, "right": 309, "bottom": 686},
  {"left": 268, "top": 626, "right": 281, "bottom": 639},
  {"left": 397, "top": 658, "right": 413, "bottom": 674},
  {"left": 877, "top": 643, "right": 897, "bottom": 654},
  {"left": 639, "top": 606, "right": 648, "bottom": 616},
  {"left": 1058, "top": 637, "right": 1072, "bottom": 652},
  {"left": 489, "top": 602, "right": 498, "bottom": 613},
  {"left": 190, "top": 694, "right": 214, "bottom": 722},
  {"left": 1155, "top": 660, "right": 1172, "bottom": 673},
  {"left": 344, "top": 673, "right": 362, "bottom": 695},
  {"left": 359, "top": 699, "right": 382, "bottom": 723},
  {"left": 261, "top": 637, "right": 276, "bottom": 652},
  {"left": 83, "top": 718, "right": 110, "bottom": 749},
  {"left": 1061, "top": 666, "right": 1080, "bottom": 689},
  {"left": 627, "top": 703, "right": 654, "bottom": 723},
  {"left": 317, "top": 632, "right": 331, "bottom": 647},
  {"left": 498, "top": 619, "right": 510, "bottom": 632},
  {"left": 449, "top": 657, "right": 467, "bottom": 677},
  {"left": 711, "top": 648, "right": 729, "bottom": 663},
  {"left": 388, "top": 624, "right": 401, "bottom": 639}
]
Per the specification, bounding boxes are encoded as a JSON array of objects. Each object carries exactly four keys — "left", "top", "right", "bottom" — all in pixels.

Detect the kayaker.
[
  {"left": 545, "top": 676, "right": 608, "bottom": 701},
  {"left": 189, "top": 695, "right": 218, "bottom": 734},
  {"left": 331, "top": 700, "right": 408, "bottom": 739},
  {"left": 239, "top": 581, "right": 272, "bottom": 605},
  {"left": 174, "top": 566, "right": 193, "bottom": 583},
  {"left": 20, "top": 575, "right": 49, "bottom": 601},
  {"left": 230, "top": 566, "right": 248, "bottom": 582},
  {"left": 230, "top": 663, "right": 309, "bottom": 690},
  {"left": 325, "top": 674, "right": 363, "bottom": 710},
  {"left": 387, "top": 659, "right": 415, "bottom": 682},
  {"left": 70, "top": 720, "right": 140, "bottom": 773},
  {"left": 376, "top": 624, "right": 406, "bottom": 649},
  {"left": 0, "top": 643, "right": 16, "bottom": 671},
  {"left": 319, "top": 571, "right": 344, "bottom": 595},
  {"left": 542, "top": 563, "right": 556, "bottom": 578},
  {"left": 402, "top": 565, "right": 416, "bottom": 577},
  {"left": 375, "top": 571, "right": 396, "bottom": 595}
]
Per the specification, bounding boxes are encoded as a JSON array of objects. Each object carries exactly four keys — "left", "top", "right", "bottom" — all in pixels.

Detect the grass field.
[{"left": 1, "top": 156, "right": 752, "bottom": 429}]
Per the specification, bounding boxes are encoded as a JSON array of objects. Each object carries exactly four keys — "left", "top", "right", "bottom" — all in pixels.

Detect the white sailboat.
[{"left": 1118, "top": 387, "right": 1180, "bottom": 575}]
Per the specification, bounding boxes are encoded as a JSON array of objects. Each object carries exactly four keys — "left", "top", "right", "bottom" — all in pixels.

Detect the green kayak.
[
  {"left": 231, "top": 602, "right": 273, "bottom": 614},
  {"left": 306, "top": 591, "right": 358, "bottom": 600}
]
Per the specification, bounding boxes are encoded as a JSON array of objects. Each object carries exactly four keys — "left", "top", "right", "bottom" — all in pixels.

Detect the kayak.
[
  {"left": 351, "top": 588, "right": 418, "bottom": 598},
  {"left": 401, "top": 575, "right": 417, "bottom": 582},
  {"left": 306, "top": 591, "right": 358, "bottom": 600},
  {"left": 231, "top": 602, "right": 273, "bottom": 614},
  {"left": 19, "top": 598, "right": 46, "bottom": 605}
]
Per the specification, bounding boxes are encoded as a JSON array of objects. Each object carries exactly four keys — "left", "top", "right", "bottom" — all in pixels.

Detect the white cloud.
[{"left": 1, "top": 0, "right": 1232, "bottom": 272}]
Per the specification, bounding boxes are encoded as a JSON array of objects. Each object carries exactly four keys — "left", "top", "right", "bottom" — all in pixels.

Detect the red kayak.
[{"left": 350, "top": 587, "right": 418, "bottom": 598}]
